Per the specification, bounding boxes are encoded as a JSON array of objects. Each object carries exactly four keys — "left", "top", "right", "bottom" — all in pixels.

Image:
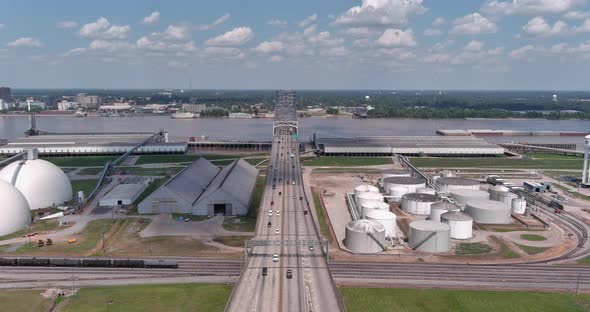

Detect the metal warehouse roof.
[
  {"left": 195, "top": 159, "right": 258, "bottom": 207},
  {"left": 101, "top": 183, "right": 146, "bottom": 201},
  {"left": 164, "top": 157, "right": 221, "bottom": 204},
  {"left": 317, "top": 136, "right": 500, "bottom": 148}
]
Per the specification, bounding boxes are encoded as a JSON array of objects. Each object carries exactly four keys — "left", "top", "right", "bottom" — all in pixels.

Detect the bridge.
[{"left": 225, "top": 90, "right": 343, "bottom": 312}]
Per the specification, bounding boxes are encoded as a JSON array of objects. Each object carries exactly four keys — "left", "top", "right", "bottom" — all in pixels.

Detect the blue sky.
[{"left": 0, "top": 0, "right": 589, "bottom": 90}]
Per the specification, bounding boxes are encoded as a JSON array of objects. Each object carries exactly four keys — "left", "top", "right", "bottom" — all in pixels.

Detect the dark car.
[
  {"left": 267, "top": 221, "right": 272, "bottom": 228},
  {"left": 286, "top": 270, "right": 292, "bottom": 279},
  {"left": 262, "top": 267, "right": 268, "bottom": 276}
]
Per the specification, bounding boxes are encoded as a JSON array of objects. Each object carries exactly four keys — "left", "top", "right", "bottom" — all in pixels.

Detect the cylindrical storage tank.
[
  {"left": 436, "top": 177, "right": 480, "bottom": 193},
  {"left": 354, "top": 185, "right": 379, "bottom": 207},
  {"left": 439, "top": 170, "right": 456, "bottom": 178},
  {"left": 383, "top": 177, "right": 426, "bottom": 194},
  {"left": 416, "top": 187, "right": 436, "bottom": 195},
  {"left": 357, "top": 192, "right": 384, "bottom": 210},
  {"left": 511, "top": 198, "right": 527, "bottom": 214},
  {"left": 0, "top": 180, "right": 32, "bottom": 236},
  {"left": 408, "top": 220, "right": 450, "bottom": 253},
  {"left": 430, "top": 201, "right": 460, "bottom": 222},
  {"left": 401, "top": 193, "right": 441, "bottom": 215},
  {"left": 365, "top": 209, "right": 397, "bottom": 237},
  {"left": 496, "top": 192, "right": 518, "bottom": 205},
  {"left": 361, "top": 201, "right": 390, "bottom": 219},
  {"left": 388, "top": 185, "right": 408, "bottom": 200},
  {"left": 450, "top": 189, "right": 490, "bottom": 207},
  {"left": 488, "top": 185, "right": 510, "bottom": 200},
  {"left": 380, "top": 170, "right": 411, "bottom": 186},
  {"left": 441, "top": 211, "right": 473, "bottom": 239},
  {"left": 344, "top": 219, "right": 386, "bottom": 253},
  {"left": 464, "top": 199, "right": 512, "bottom": 224}
]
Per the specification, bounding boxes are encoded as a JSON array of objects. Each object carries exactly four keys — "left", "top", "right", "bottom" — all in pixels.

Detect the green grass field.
[
  {"left": 525, "top": 153, "right": 583, "bottom": 159},
  {"left": 515, "top": 243, "right": 549, "bottom": 255},
  {"left": 302, "top": 157, "right": 391, "bottom": 167},
  {"left": 55, "top": 283, "right": 232, "bottom": 312},
  {"left": 0, "top": 289, "right": 53, "bottom": 311},
  {"left": 455, "top": 242, "right": 492, "bottom": 255},
  {"left": 70, "top": 179, "right": 99, "bottom": 196},
  {"left": 222, "top": 176, "right": 265, "bottom": 232},
  {"left": 410, "top": 157, "right": 584, "bottom": 170},
  {"left": 312, "top": 190, "right": 331, "bottom": 242},
  {"left": 341, "top": 288, "right": 590, "bottom": 312},
  {"left": 0, "top": 219, "right": 65, "bottom": 242},
  {"left": 520, "top": 234, "right": 547, "bottom": 241},
  {"left": 42, "top": 156, "right": 117, "bottom": 167},
  {"left": 490, "top": 236, "right": 521, "bottom": 259}
]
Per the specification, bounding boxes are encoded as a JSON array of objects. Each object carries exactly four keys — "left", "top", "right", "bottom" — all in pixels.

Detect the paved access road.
[{"left": 225, "top": 129, "right": 342, "bottom": 312}]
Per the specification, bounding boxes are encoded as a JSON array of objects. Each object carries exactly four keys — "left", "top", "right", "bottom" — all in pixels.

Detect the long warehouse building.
[
  {"left": 138, "top": 157, "right": 258, "bottom": 216},
  {"left": 315, "top": 135, "right": 504, "bottom": 156}
]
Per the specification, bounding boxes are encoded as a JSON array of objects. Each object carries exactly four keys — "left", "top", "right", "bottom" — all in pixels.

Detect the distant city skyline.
[{"left": 0, "top": 0, "right": 590, "bottom": 90}]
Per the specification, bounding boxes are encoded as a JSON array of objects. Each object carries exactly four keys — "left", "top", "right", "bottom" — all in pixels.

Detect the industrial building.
[
  {"left": 0, "top": 132, "right": 187, "bottom": 156},
  {"left": 0, "top": 179, "right": 31, "bottom": 236},
  {"left": 523, "top": 181, "right": 552, "bottom": 193},
  {"left": 314, "top": 135, "right": 504, "bottom": 156},
  {"left": 99, "top": 183, "right": 148, "bottom": 207},
  {"left": 0, "top": 149, "right": 72, "bottom": 210},
  {"left": 138, "top": 158, "right": 258, "bottom": 216}
]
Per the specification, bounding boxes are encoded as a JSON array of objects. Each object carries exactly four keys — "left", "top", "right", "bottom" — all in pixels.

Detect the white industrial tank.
[
  {"left": 0, "top": 150, "right": 73, "bottom": 210},
  {"left": 408, "top": 220, "right": 450, "bottom": 253},
  {"left": 416, "top": 187, "right": 436, "bottom": 195},
  {"left": 0, "top": 180, "right": 32, "bottom": 236},
  {"left": 354, "top": 184, "right": 380, "bottom": 207},
  {"left": 360, "top": 201, "right": 390, "bottom": 218},
  {"left": 450, "top": 189, "right": 490, "bottom": 207},
  {"left": 383, "top": 177, "right": 426, "bottom": 194},
  {"left": 357, "top": 192, "right": 384, "bottom": 210},
  {"left": 441, "top": 211, "right": 473, "bottom": 240},
  {"left": 401, "top": 193, "right": 442, "bottom": 215},
  {"left": 496, "top": 192, "right": 518, "bottom": 205},
  {"left": 511, "top": 198, "right": 527, "bottom": 214},
  {"left": 430, "top": 201, "right": 460, "bottom": 222},
  {"left": 464, "top": 199, "right": 512, "bottom": 224},
  {"left": 365, "top": 209, "right": 397, "bottom": 237},
  {"left": 344, "top": 219, "right": 386, "bottom": 253},
  {"left": 436, "top": 177, "right": 480, "bottom": 193},
  {"left": 488, "top": 185, "right": 510, "bottom": 200},
  {"left": 388, "top": 185, "right": 408, "bottom": 200},
  {"left": 379, "top": 170, "right": 411, "bottom": 187}
]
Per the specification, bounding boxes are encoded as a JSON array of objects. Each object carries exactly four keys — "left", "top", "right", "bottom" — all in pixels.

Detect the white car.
[
  {"left": 292, "top": 181, "right": 295, "bottom": 185},
  {"left": 275, "top": 229, "right": 280, "bottom": 234},
  {"left": 272, "top": 253, "right": 279, "bottom": 262},
  {"left": 276, "top": 210, "right": 280, "bottom": 216}
]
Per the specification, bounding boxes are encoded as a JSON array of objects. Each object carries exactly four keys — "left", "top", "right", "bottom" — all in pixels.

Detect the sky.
[{"left": 0, "top": 0, "right": 590, "bottom": 90}]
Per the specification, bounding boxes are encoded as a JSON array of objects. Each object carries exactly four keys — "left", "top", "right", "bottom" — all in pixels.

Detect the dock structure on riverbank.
[
  {"left": 0, "top": 132, "right": 187, "bottom": 156},
  {"left": 314, "top": 135, "right": 504, "bottom": 157},
  {"left": 437, "top": 129, "right": 589, "bottom": 137}
]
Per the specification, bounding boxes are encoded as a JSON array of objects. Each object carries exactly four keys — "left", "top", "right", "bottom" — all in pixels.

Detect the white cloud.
[
  {"left": 88, "top": 39, "right": 134, "bottom": 52},
  {"left": 255, "top": 41, "right": 284, "bottom": 53},
  {"left": 465, "top": 40, "right": 484, "bottom": 51},
  {"left": 573, "top": 18, "right": 590, "bottom": 32},
  {"left": 423, "top": 28, "right": 443, "bottom": 36},
  {"left": 307, "top": 31, "right": 343, "bottom": 47},
  {"left": 204, "top": 46, "right": 245, "bottom": 60},
  {"left": 342, "top": 27, "right": 380, "bottom": 37},
  {"left": 143, "top": 11, "right": 160, "bottom": 25},
  {"left": 482, "top": 0, "right": 583, "bottom": 16},
  {"left": 57, "top": 21, "right": 78, "bottom": 29},
  {"left": 432, "top": 17, "right": 445, "bottom": 26},
  {"left": 377, "top": 28, "right": 416, "bottom": 47},
  {"left": 299, "top": 14, "right": 318, "bottom": 27},
  {"left": 268, "top": 19, "right": 287, "bottom": 27},
  {"left": 563, "top": 11, "right": 590, "bottom": 20},
  {"left": 522, "top": 16, "right": 569, "bottom": 36},
  {"left": 194, "top": 13, "right": 231, "bottom": 31},
  {"left": 7, "top": 37, "right": 42, "bottom": 47},
  {"left": 135, "top": 24, "right": 194, "bottom": 53},
  {"left": 451, "top": 13, "right": 498, "bottom": 35},
  {"left": 205, "top": 27, "right": 255, "bottom": 46},
  {"left": 335, "top": 0, "right": 427, "bottom": 26},
  {"left": 163, "top": 25, "right": 189, "bottom": 40},
  {"left": 79, "top": 17, "right": 130, "bottom": 39},
  {"left": 510, "top": 44, "right": 536, "bottom": 59},
  {"left": 269, "top": 55, "right": 283, "bottom": 62},
  {"left": 549, "top": 42, "right": 569, "bottom": 53},
  {"left": 319, "top": 46, "right": 349, "bottom": 57}
]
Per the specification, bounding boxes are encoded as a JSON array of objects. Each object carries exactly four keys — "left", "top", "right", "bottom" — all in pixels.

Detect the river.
[{"left": 1, "top": 116, "right": 588, "bottom": 149}]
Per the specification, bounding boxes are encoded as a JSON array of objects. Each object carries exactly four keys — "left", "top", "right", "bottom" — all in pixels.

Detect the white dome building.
[
  {"left": 0, "top": 150, "right": 72, "bottom": 210},
  {"left": 0, "top": 180, "right": 31, "bottom": 236}
]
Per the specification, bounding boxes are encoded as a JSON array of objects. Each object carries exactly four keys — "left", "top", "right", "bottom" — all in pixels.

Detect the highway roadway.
[{"left": 225, "top": 127, "right": 342, "bottom": 312}]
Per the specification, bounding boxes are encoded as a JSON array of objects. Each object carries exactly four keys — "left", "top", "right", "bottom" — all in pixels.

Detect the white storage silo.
[
  {"left": 354, "top": 184, "right": 380, "bottom": 207},
  {"left": 344, "top": 219, "right": 386, "bottom": 253},
  {"left": 464, "top": 199, "right": 512, "bottom": 224},
  {"left": 436, "top": 177, "right": 480, "bottom": 193},
  {"left": 417, "top": 187, "right": 436, "bottom": 195},
  {"left": 511, "top": 198, "right": 527, "bottom": 214},
  {"left": 379, "top": 170, "right": 411, "bottom": 187},
  {"left": 0, "top": 180, "right": 32, "bottom": 236},
  {"left": 361, "top": 201, "right": 390, "bottom": 218},
  {"left": 430, "top": 201, "right": 460, "bottom": 222},
  {"left": 488, "top": 185, "right": 510, "bottom": 200},
  {"left": 388, "top": 185, "right": 408, "bottom": 200},
  {"left": 357, "top": 192, "right": 384, "bottom": 210},
  {"left": 408, "top": 220, "right": 450, "bottom": 253},
  {"left": 401, "top": 193, "right": 442, "bottom": 215},
  {"left": 496, "top": 192, "right": 518, "bottom": 205},
  {"left": 365, "top": 209, "right": 397, "bottom": 237},
  {"left": 383, "top": 177, "right": 426, "bottom": 194},
  {"left": 450, "top": 189, "right": 490, "bottom": 207},
  {"left": 441, "top": 211, "right": 473, "bottom": 239}
]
